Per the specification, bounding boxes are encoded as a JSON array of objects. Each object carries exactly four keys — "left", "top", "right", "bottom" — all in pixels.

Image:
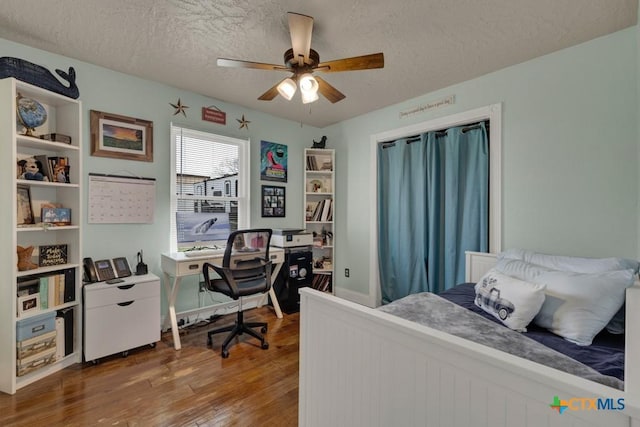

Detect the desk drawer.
[
  {"left": 84, "top": 280, "right": 160, "bottom": 309},
  {"left": 176, "top": 259, "right": 208, "bottom": 276},
  {"left": 173, "top": 250, "right": 284, "bottom": 276},
  {"left": 268, "top": 251, "right": 284, "bottom": 264},
  {"left": 84, "top": 295, "right": 160, "bottom": 361}
]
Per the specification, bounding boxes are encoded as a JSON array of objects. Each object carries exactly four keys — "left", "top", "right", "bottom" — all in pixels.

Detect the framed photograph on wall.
[
  {"left": 16, "top": 185, "right": 34, "bottom": 225},
  {"left": 90, "top": 110, "right": 153, "bottom": 162},
  {"left": 262, "top": 185, "right": 286, "bottom": 217}
]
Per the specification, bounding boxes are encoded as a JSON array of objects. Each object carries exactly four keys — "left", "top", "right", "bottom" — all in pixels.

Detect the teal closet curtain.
[{"left": 378, "top": 123, "right": 489, "bottom": 303}]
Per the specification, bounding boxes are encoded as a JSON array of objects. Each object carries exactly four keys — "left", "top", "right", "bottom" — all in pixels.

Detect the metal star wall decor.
[
  {"left": 170, "top": 98, "right": 189, "bottom": 117},
  {"left": 237, "top": 114, "right": 250, "bottom": 130}
]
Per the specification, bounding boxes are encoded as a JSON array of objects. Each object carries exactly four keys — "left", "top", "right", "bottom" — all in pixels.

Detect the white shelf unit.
[
  {"left": 304, "top": 148, "right": 334, "bottom": 293},
  {"left": 0, "top": 78, "right": 82, "bottom": 394}
]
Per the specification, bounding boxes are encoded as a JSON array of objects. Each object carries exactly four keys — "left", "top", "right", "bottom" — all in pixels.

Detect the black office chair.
[{"left": 202, "top": 228, "right": 273, "bottom": 358}]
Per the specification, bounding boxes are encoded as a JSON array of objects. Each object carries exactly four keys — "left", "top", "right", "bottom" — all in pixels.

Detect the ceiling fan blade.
[
  {"left": 258, "top": 83, "right": 281, "bottom": 101},
  {"left": 317, "top": 52, "right": 384, "bottom": 72},
  {"left": 258, "top": 78, "right": 291, "bottom": 101},
  {"left": 288, "top": 12, "right": 313, "bottom": 66},
  {"left": 315, "top": 76, "right": 346, "bottom": 103},
  {"left": 217, "top": 58, "right": 289, "bottom": 71}
]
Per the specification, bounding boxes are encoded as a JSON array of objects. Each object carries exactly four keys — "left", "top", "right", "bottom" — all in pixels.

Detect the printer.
[{"left": 270, "top": 228, "right": 313, "bottom": 248}]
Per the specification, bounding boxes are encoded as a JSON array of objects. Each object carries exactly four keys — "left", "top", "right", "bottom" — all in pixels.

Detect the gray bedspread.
[{"left": 378, "top": 292, "right": 623, "bottom": 390}]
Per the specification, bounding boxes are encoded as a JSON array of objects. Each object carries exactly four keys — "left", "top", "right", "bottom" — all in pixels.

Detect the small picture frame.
[
  {"left": 261, "top": 185, "right": 286, "bottom": 217},
  {"left": 42, "top": 207, "right": 72, "bottom": 226},
  {"left": 17, "top": 293, "right": 40, "bottom": 316},
  {"left": 17, "top": 185, "right": 34, "bottom": 225},
  {"left": 90, "top": 110, "right": 153, "bottom": 162}
]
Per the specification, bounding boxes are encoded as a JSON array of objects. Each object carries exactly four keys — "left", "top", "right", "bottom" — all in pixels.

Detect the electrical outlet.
[{"left": 345, "top": 268, "right": 350, "bottom": 277}]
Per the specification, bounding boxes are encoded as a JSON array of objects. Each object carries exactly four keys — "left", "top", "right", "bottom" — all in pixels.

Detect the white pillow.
[
  {"left": 498, "top": 248, "right": 639, "bottom": 274},
  {"left": 474, "top": 269, "right": 546, "bottom": 332},
  {"left": 495, "top": 258, "right": 634, "bottom": 345},
  {"left": 532, "top": 269, "right": 634, "bottom": 345}
]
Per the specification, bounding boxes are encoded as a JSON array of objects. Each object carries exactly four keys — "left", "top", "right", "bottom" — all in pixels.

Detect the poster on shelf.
[{"left": 260, "top": 140, "right": 287, "bottom": 182}]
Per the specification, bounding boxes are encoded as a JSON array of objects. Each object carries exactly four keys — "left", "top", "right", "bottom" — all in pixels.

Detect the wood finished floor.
[{"left": 0, "top": 307, "right": 300, "bottom": 427}]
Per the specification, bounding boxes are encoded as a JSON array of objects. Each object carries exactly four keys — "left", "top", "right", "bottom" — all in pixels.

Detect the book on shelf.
[
  {"left": 55, "top": 317, "right": 65, "bottom": 360},
  {"left": 320, "top": 199, "right": 332, "bottom": 221},
  {"left": 17, "top": 268, "right": 75, "bottom": 311},
  {"left": 306, "top": 154, "right": 333, "bottom": 172},
  {"left": 33, "top": 154, "right": 54, "bottom": 181},
  {"left": 56, "top": 308, "right": 74, "bottom": 356},
  {"left": 311, "top": 274, "right": 332, "bottom": 293},
  {"left": 306, "top": 199, "right": 333, "bottom": 222}
]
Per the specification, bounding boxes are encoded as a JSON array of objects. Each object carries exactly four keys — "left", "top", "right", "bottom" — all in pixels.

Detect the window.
[{"left": 170, "top": 125, "right": 250, "bottom": 251}]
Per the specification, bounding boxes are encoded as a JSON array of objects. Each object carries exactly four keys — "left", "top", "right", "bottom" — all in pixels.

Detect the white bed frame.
[{"left": 299, "top": 251, "right": 640, "bottom": 426}]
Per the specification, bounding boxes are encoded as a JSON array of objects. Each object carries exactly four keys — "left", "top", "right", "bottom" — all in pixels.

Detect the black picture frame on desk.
[{"left": 261, "top": 185, "right": 285, "bottom": 217}]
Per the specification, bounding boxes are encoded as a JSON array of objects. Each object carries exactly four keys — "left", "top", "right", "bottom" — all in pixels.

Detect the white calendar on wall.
[{"left": 88, "top": 174, "right": 156, "bottom": 224}]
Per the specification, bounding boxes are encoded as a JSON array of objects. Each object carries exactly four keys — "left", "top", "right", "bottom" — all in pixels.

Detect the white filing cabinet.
[{"left": 83, "top": 273, "right": 160, "bottom": 362}]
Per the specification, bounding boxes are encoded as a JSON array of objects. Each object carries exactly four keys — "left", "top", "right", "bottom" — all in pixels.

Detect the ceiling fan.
[{"left": 216, "top": 12, "right": 384, "bottom": 104}]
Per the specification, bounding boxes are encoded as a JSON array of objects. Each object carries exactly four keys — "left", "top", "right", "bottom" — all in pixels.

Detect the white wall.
[
  {"left": 0, "top": 38, "right": 321, "bottom": 314},
  {"left": 326, "top": 27, "right": 639, "bottom": 297}
]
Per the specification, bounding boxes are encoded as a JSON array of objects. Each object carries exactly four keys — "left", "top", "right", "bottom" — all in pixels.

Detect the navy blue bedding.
[{"left": 439, "top": 283, "right": 625, "bottom": 381}]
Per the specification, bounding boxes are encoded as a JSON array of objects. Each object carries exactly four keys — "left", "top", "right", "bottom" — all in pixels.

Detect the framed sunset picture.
[{"left": 90, "top": 110, "right": 153, "bottom": 162}]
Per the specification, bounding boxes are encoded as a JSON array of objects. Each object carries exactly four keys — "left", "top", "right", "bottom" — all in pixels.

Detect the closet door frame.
[{"left": 368, "top": 103, "right": 502, "bottom": 307}]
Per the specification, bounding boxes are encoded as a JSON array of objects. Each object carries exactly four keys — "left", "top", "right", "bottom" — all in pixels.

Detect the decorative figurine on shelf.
[
  {"left": 16, "top": 92, "right": 47, "bottom": 137},
  {"left": 17, "top": 156, "right": 49, "bottom": 181},
  {"left": 0, "top": 57, "right": 79, "bottom": 99},
  {"left": 17, "top": 245, "right": 38, "bottom": 271},
  {"left": 312, "top": 135, "right": 327, "bottom": 148}
]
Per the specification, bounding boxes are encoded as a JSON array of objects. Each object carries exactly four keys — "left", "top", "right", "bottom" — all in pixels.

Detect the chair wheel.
[
  {"left": 221, "top": 349, "right": 229, "bottom": 358},
  {"left": 261, "top": 342, "right": 269, "bottom": 350},
  {"left": 261, "top": 326, "right": 267, "bottom": 333}
]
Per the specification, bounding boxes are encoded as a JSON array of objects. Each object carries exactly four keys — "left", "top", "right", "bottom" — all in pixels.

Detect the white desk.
[{"left": 160, "top": 248, "right": 285, "bottom": 350}]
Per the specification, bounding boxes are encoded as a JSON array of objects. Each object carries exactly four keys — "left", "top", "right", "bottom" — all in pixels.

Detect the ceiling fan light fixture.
[
  {"left": 277, "top": 78, "right": 297, "bottom": 100},
  {"left": 298, "top": 73, "right": 318, "bottom": 94},
  {"left": 301, "top": 89, "right": 319, "bottom": 104}
]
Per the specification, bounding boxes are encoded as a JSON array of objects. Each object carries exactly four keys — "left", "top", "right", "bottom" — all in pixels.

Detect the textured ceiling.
[{"left": 0, "top": 0, "right": 636, "bottom": 128}]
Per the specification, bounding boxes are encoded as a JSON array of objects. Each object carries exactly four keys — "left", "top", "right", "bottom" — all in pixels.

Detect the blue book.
[{"left": 39, "top": 277, "right": 48, "bottom": 309}]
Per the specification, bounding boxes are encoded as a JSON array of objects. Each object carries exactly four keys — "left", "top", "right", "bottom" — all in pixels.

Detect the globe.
[{"left": 16, "top": 94, "right": 47, "bottom": 137}]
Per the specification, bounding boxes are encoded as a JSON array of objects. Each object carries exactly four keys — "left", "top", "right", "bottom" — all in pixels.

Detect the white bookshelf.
[
  {"left": 304, "top": 148, "right": 334, "bottom": 293},
  {"left": 0, "top": 78, "right": 83, "bottom": 394}
]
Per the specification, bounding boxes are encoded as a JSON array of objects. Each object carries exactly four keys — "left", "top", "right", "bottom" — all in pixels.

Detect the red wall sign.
[{"left": 202, "top": 106, "right": 226, "bottom": 125}]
